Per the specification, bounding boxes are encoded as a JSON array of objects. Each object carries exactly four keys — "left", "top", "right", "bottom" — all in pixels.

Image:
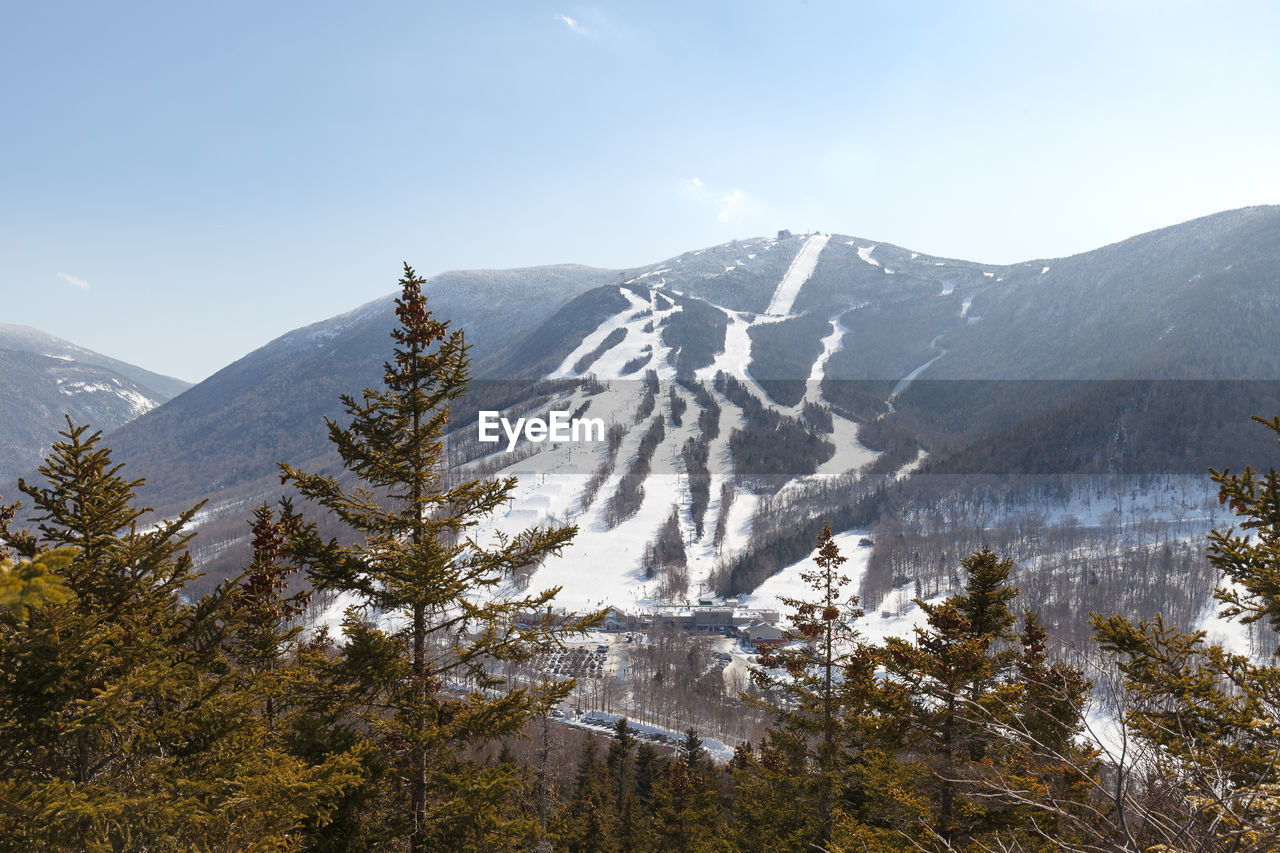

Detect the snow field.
[{"left": 736, "top": 530, "right": 938, "bottom": 647}]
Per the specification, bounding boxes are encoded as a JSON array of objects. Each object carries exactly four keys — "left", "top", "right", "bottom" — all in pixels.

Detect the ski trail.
[
  {"left": 889, "top": 333, "right": 948, "bottom": 400},
  {"left": 548, "top": 288, "right": 650, "bottom": 378},
  {"left": 805, "top": 313, "right": 848, "bottom": 392},
  {"left": 764, "top": 234, "right": 829, "bottom": 316}
]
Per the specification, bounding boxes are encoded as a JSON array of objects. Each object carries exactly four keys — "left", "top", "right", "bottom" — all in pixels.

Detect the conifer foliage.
[
  {"left": 1089, "top": 414, "right": 1280, "bottom": 852},
  {"left": 280, "top": 264, "right": 598, "bottom": 851},
  {"left": 747, "top": 521, "right": 876, "bottom": 848},
  {"left": 0, "top": 423, "right": 361, "bottom": 851}
]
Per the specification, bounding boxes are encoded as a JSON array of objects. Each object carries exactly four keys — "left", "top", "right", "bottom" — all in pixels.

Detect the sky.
[{"left": 4, "top": 1, "right": 1279, "bottom": 383}]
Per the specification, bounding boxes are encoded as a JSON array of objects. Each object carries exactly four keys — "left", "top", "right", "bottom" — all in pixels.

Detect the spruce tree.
[
  {"left": 281, "top": 264, "right": 600, "bottom": 851},
  {"left": 748, "top": 521, "right": 875, "bottom": 847},
  {"left": 1090, "top": 414, "right": 1280, "bottom": 852},
  {"left": 0, "top": 422, "right": 361, "bottom": 851},
  {"left": 885, "top": 548, "right": 1094, "bottom": 851}
]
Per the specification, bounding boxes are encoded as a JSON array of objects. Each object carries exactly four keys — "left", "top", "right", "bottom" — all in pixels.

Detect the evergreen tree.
[
  {"left": 650, "top": 746, "right": 729, "bottom": 852},
  {"left": 0, "top": 422, "right": 361, "bottom": 851},
  {"left": 747, "top": 521, "right": 875, "bottom": 847},
  {"left": 281, "top": 264, "right": 600, "bottom": 851},
  {"left": 885, "top": 548, "right": 1094, "bottom": 851},
  {"left": 226, "top": 500, "right": 312, "bottom": 729},
  {"left": 606, "top": 717, "right": 638, "bottom": 849},
  {"left": 1091, "top": 414, "right": 1280, "bottom": 852},
  {"left": 679, "top": 727, "right": 706, "bottom": 770},
  {"left": 557, "top": 737, "right": 612, "bottom": 853}
]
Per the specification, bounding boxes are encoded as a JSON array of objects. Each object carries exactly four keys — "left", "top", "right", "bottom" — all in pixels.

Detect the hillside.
[
  {"left": 37, "top": 206, "right": 1280, "bottom": 621},
  {"left": 0, "top": 325, "right": 190, "bottom": 483}
]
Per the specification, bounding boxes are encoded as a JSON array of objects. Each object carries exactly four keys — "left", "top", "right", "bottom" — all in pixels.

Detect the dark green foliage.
[
  {"left": 660, "top": 294, "right": 729, "bottom": 378},
  {"left": 0, "top": 422, "right": 363, "bottom": 850},
  {"left": 280, "top": 264, "right": 600, "bottom": 852},
  {"left": 635, "top": 370, "right": 660, "bottom": 422},
  {"left": 712, "top": 481, "right": 735, "bottom": 552},
  {"left": 883, "top": 549, "right": 1095, "bottom": 850},
  {"left": 715, "top": 374, "right": 834, "bottom": 487},
  {"left": 642, "top": 507, "right": 686, "bottom": 593},
  {"left": 749, "top": 523, "right": 873, "bottom": 848},
  {"left": 668, "top": 386, "right": 687, "bottom": 427},
  {"left": 605, "top": 416, "right": 665, "bottom": 528},
  {"left": 578, "top": 422, "right": 627, "bottom": 512},
  {"left": 621, "top": 352, "right": 652, "bottom": 375},
  {"left": 746, "top": 310, "right": 833, "bottom": 407},
  {"left": 678, "top": 378, "right": 721, "bottom": 443},
  {"left": 681, "top": 437, "right": 711, "bottom": 538},
  {"left": 800, "top": 400, "right": 833, "bottom": 434},
  {"left": 1087, "top": 414, "right": 1280, "bottom": 851}
]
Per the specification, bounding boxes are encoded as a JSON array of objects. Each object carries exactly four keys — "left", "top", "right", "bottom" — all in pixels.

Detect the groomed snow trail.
[{"left": 764, "top": 234, "right": 829, "bottom": 316}]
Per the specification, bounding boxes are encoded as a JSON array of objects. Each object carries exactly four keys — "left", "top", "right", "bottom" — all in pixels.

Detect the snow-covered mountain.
[
  {"left": 67, "top": 208, "right": 1280, "bottom": 639},
  {"left": 0, "top": 325, "right": 191, "bottom": 484}
]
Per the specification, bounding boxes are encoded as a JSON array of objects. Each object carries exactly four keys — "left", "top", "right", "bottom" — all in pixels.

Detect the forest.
[{"left": 3, "top": 266, "right": 1280, "bottom": 852}]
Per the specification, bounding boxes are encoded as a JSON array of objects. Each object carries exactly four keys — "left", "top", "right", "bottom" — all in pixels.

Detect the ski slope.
[{"left": 764, "top": 234, "right": 829, "bottom": 316}]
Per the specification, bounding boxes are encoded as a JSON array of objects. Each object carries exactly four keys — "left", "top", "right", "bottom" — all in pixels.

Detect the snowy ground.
[
  {"left": 764, "top": 233, "right": 829, "bottom": 316},
  {"left": 737, "top": 530, "right": 936, "bottom": 646}
]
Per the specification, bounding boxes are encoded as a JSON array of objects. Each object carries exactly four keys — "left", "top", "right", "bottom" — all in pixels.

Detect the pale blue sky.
[{"left": 4, "top": 1, "right": 1278, "bottom": 382}]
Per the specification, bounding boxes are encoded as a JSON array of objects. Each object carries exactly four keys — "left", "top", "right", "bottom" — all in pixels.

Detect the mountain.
[
  {"left": 49, "top": 207, "right": 1280, "bottom": 641},
  {"left": 0, "top": 325, "right": 192, "bottom": 484}
]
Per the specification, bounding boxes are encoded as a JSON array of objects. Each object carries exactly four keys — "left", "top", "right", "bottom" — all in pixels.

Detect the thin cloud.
[
  {"left": 557, "top": 14, "right": 590, "bottom": 36},
  {"left": 56, "top": 272, "right": 89, "bottom": 291},
  {"left": 680, "top": 178, "right": 757, "bottom": 224}
]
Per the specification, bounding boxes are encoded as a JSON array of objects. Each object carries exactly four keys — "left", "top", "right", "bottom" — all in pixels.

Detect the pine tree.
[
  {"left": 0, "top": 422, "right": 362, "bottom": 851},
  {"left": 226, "top": 500, "right": 312, "bottom": 729},
  {"left": 747, "top": 521, "right": 875, "bottom": 847},
  {"left": 557, "top": 737, "right": 613, "bottom": 852},
  {"left": 1089, "top": 415, "right": 1280, "bottom": 852},
  {"left": 281, "top": 264, "right": 600, "bottom": 851},
  {"left": 606, "top": 717, "right": 638, "bottom": 849},
  {"left": 885, "top": 548, "right": 1094, "bottom": 851},
  {"left": 650, "top": 744, "right": 729, "bottom": 852}
]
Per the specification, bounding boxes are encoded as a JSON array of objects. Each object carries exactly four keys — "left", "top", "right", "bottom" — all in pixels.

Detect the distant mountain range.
[
  {"left": 7, "top": 207, "right": 1280, "bottom": 626},
  {"left": 0, "top": 325, "right": 191, "bottom": 484}
]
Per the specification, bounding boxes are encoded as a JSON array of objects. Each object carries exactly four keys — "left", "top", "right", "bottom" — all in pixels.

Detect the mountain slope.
[
  {"left": 0, "top": 327, "right": 191, "bottom": 484},
  {"left": 72, "top": 206, "right": 1280, "bottom": 609},
  {"left": 102, "top": 264, "right": 619, "bottom": 512}
]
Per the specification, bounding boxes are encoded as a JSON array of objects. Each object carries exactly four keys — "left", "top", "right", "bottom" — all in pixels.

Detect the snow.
[
  {"left": 960, "top": 296, "right": 974, "bottom": 317},
  {"left": 737, "top": 530, "right": 935, "bottom": 645},
  {"left": 55, "top": 378, "right": 157, "bottom": 417},
  {"left": 696, "top": 311, "right": 756, "bottom": 381},
  {"left": 855, "top": 244, "right": 881, "bottom": 267},
  {"left": 764, "top": 233, "right": 829, "bottom": 316},
  {"left": 565, "top": 710, "right": 736, "bottom": 763},
  {"left": 1041, "top": 266, "right": 1050, "bottom": 275},
  {"left": 114, "top": 387, "right": 157, "bottom": 418},
  {"left": 58, "top": 380, "right": 112, "bottom": 395},
  {"left": 548, "top": 288, "right": 649, "bottom": 379},
  {"left": 302, "top": 299, "right": 386, "bottom": 344},
  {"left": 549, "top": 288, "right": 685, "bottom": 381},
  {"left": 805, "top": 315, "right": 847, "bottom": 386},
  {"left": 889, "top": 337, "right": 948, "bottom": 400},
  {"left": 983, "top": 272, "right": 994, "bottom": 278},
  {"left": 1194, "top": 580, "right": 1256, "bottom": 657}
]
